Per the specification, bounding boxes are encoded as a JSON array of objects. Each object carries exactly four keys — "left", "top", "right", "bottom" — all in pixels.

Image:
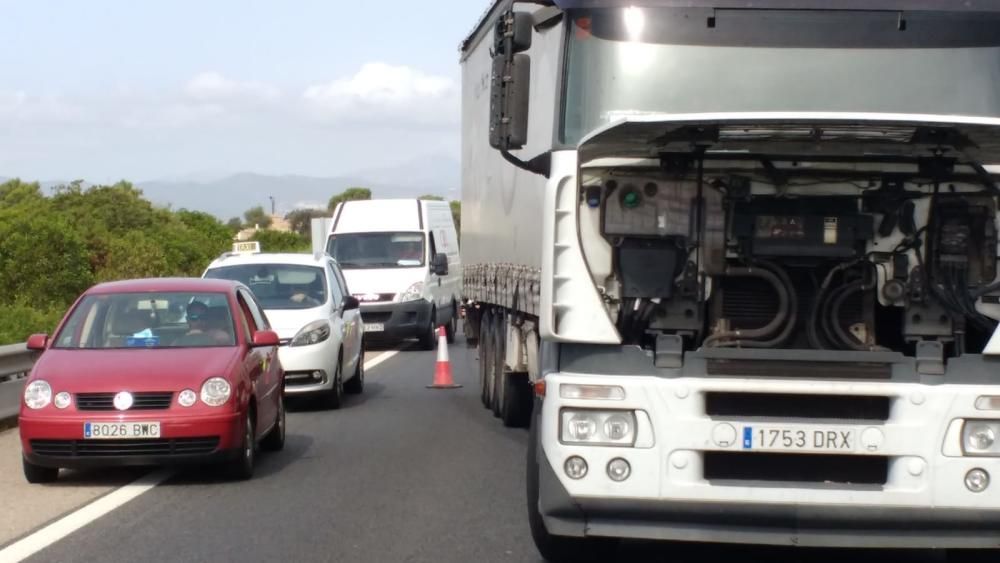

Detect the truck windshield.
[
  {"left": 561, "top": 7, "right": 1000, "bottom": 144},
  {"left": 326, "top": 232, "right": 426, "bottom": 269}
]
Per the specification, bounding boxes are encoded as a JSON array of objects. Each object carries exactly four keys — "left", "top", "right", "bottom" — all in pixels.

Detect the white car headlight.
[
  {"left": 200, "top": 377, "right": 232, "bottom": 407},
  {"left": 560, "top": 409, "right": 637, "bottom": 447},
  {"left": 291, "top": 320, "right": 331, "bottom": 347},
  {"left": 963, "top": 420, "right": 1000, "bottom": 456},
  {"left": 398, "top": 282, "right": 424, "bottom": 303},
  {"left": 24, "top": 381, "right": 52, "bottom": 410}
]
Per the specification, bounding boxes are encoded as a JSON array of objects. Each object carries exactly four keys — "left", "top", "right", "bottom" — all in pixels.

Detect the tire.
[
  {"left": 323, "top": 358, "right": 344, "bottom": 409},
  {"left": 500, "top": 371, "right": 530, "bottom": 428},
  {"left": 344, "top": 348, "right": 365, "bottom": 395},
  {"left": 261, "top": 394, "right": 285, "bottom": 452},
  {"left": 526, "top": 411, "right": 617, "bottom": 563},
  {"left": 23, "top": 458, "right": 58, "bottom": 484},
  {"left": 479, "top": 311, "right": 493, "bottom": 408},
  {"left": 418, "top": 311, "right": 437, "bottom": 350},
  {"left": 226, "top": 410, "right": 256, "bottom": 480},
  {"left": 491, "top": 311, "right": 506, "bottom": 418},
  {"left": 445, "top": 306, "right": 456, "bottom": 344}
]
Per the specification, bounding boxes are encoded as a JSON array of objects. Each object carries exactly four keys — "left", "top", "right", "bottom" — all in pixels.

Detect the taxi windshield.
[
  {"left": 53, "top": 292, "right": 237, "bottom": 349},
  {"left": 204, "top": 264, "right": 328, "bottom": 310}
]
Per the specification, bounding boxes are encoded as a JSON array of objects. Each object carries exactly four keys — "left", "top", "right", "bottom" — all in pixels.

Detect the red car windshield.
[{"left": 53, "top": 292, "right": 237, "bottom": 349}]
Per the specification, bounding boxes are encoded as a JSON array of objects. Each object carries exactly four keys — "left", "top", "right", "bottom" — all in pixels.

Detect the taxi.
[
  {"left": 203, "top": 242, "right": 364, "bottom": 409},
  {"left": 18, "top": 278, "right": 285, "bottom": 483}
]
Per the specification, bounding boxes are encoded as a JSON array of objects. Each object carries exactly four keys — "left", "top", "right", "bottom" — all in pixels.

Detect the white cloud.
[
  {"left": 302, "top": 63, "right": 457, "bottom": 127},
  {"left": 0, "top": 90, "right": 89, "bottom": 124},
  {"left": 184, "top": 71, "right": 281, "bottom": 104}
]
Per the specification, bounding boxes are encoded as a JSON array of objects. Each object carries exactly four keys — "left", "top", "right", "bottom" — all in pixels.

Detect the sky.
[{"left": 0, "top": 0, "right": 490, "bottom": 183}]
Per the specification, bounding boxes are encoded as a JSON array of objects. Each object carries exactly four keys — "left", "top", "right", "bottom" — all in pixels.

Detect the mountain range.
[{"left": 2, "top": 154, "right": 460, "bottom": 220}]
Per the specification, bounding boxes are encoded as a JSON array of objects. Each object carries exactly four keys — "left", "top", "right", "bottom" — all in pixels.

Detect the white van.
[{"left": 324, "top": 199, "right": 461, "bottom": 349}]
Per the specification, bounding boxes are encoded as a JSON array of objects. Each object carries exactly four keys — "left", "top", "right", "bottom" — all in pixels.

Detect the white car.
[{"left": 203, "top": 250, "right": 364, "bottom": 408}]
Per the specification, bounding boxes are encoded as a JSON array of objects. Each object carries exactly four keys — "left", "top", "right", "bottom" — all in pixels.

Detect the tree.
[
  {"left": 327, "top": 187, "right": 371, "bottom": 211},
  {"left": 226, "top": 217, "right": 243, "bottom": 232},
  {"left": 243, "top": 206, "right": 272, "bottom": 229},
  {"left": 418, "top": 194, "right": 444, "bottom": 201},
  {"left": 285, "top": 208, "right": 329, "bottom": 236},
  {"left": 250, "top": 230, "right": 311, "bottom": 253}
]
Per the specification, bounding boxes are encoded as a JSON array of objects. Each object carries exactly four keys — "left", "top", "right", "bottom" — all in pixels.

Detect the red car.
[{"left": 18, "top": 278, "right": 285, "bottom": 483}]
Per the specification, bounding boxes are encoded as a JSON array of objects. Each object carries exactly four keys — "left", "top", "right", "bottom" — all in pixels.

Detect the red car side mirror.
[
  {"left": 251, "top": 330, "right": 280, "bottom": 347},
  {"left": 26, "top": 333, "right": 48, "bottom": 351}
]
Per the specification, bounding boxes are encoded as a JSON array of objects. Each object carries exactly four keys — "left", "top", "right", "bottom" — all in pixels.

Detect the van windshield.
[{"left": 327, "top": 232, "right": 426, "bottom": 269}]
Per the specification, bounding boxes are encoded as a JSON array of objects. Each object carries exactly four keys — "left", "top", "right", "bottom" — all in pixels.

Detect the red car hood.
[{"left": 30, "top": 348, "right": 242, "bottom": 392}]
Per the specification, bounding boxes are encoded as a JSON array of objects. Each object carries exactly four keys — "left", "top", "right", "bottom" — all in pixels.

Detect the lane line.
[
  {"left": 0, "top": 350, "right": 401, "bottom": 562},
  {"left": 0, "top": 470, "right": 171, "bottom": 562}
]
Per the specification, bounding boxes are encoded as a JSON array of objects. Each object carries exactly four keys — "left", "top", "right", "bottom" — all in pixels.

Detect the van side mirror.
[
  {"left": 26, "top": 333, "right": 48, "bottom": 351},
  {"left": 431, "top": 253, "right": 449, "bottom": 276},
  {"left": 489, "top": 10, "right": 532, "bottom": 151},
  {"left": 343, "top": 295, "right": 360, "bottom": 311}
]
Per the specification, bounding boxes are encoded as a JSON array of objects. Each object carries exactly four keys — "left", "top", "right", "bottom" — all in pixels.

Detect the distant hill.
[{"left": 2, "top": 154, "right": 460, "bottom": 219}]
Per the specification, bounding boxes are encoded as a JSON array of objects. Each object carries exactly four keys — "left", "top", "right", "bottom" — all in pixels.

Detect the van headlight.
[
  {"left": 201, "top": 377, "right": 232, "bottom": 407},
  {"left": 291, "top": 320, "right": 331, "bottom": 347},
  {"left": 560, "top": 409, "right": 637, "bottom": 447},
  {"left": 24, "top": 380, "right": 52, "bottom": 410},
  {"left": 399, "top": 282, "right": 424, "bottom": 303}
]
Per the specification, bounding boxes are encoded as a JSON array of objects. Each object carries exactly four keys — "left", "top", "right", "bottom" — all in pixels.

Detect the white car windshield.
[{"left": 205, "top": 264, "right": 328, "bottom": 310}]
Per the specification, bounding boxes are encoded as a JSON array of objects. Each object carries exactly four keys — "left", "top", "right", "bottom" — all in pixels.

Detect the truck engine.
[{"left": 583, "top": 158, "right": 1000, "bottom": 358}]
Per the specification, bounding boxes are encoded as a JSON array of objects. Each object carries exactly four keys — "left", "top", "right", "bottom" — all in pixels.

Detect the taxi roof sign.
[{"left": 233, "top": 241, "right": 261, "bottom": 254}]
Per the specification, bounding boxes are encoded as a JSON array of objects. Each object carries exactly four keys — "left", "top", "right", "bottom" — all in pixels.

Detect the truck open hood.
[{"left": 577, "top": 112, "right": 1000, "bottom": 172}]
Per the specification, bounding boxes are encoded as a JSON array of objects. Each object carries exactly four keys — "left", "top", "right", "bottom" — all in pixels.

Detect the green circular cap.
[{"left": 623, "top": 191, "right": 640, "bottom": 208}]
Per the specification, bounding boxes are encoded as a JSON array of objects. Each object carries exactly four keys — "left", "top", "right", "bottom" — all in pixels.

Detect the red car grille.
[
  {"left": 75, "top": 392, "right": 174, "bottom": 411},
  {"left": 30, "top": 438, "right": 220, "bottom": 457}
]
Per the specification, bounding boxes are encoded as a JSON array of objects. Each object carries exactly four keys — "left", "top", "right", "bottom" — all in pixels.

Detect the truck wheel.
[
  {"left": 491, "top": 311, "right": 506, "bottom": 418},
  {"left": 527, "top": 410, "right": 617, "bottom": 562},
  {"left": 501, "top": 371, "right": 530, "bottom": 428},
  {"left": 479, "top": 311, "right": 493, "bottom": 408},
  {"left": 23, "top": 458, "right": 59, "bottom": 484}
]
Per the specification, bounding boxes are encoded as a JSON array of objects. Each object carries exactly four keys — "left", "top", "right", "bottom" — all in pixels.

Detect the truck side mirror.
[
  {"left": 489, "top": 10, "right": 532, "bottom": 152},
  {"left": 489, "top": 53, "right": 531, "bottom": 151},
  {"left": 431, "top": 253, "right": 449, "bottom": 276}
]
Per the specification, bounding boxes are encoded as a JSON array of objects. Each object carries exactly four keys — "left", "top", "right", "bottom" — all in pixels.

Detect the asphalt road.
[
  {"left": 0, "top": 336, "right": 963, "bottom": 562},
  {"left": 0, "top": 379, "right": 24, "bottom": 426}
]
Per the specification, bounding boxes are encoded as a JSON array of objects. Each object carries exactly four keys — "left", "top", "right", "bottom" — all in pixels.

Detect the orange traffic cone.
[{"left": 427, "top": 326, "right": 462, "bottom": 389}]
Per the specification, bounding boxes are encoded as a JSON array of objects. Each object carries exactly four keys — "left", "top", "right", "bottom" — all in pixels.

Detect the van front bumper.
[{"left": 359, "top": 300, "right": 432, "bottom": 340}]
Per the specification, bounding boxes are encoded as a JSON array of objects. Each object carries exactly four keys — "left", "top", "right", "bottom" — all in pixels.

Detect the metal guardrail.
[{"left": 0, "top": 342, "right": 35, "bottom": 382}]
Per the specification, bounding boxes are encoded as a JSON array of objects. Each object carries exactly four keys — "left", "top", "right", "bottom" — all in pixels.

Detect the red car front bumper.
[{"left": 20, "top": 411, "right": 244, "bottom": 469}]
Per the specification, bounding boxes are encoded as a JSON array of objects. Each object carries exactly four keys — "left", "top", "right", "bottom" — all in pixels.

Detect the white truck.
[{"left": 459, "top": 1, "right": 1000, "bottom": 561}]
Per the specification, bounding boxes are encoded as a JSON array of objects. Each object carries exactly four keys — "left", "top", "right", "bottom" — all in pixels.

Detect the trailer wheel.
[
  {"left": 491, "top": 310, "right": 506, "bottom": 418},
  {"left": 527, "top": 409, "right": 617, "bottom": 562},
  {"left": 479, "top": 310, "right": 493, "bottom": 408}
]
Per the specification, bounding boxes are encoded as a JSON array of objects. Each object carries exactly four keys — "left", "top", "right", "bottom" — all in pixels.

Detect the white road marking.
[
  {"left": 0, "top": 351, "right": 401, "bottom": 561},
  {"left": 0, "top": 470, "right": 171, "bottom": 562}
]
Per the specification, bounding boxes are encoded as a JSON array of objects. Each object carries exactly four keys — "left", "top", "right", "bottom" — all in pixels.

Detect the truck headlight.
[
  {"left": 24, "top": 380, "right": 52, "bottom": 410},
  {"left": 291, "top": 320, "right": 330, "bottom": 347},
  {"left": 399, "top": 282, "right": 424, "bottom": 303},
  {"left": 560, "top": 409, "right": 637, "bottom": 446},
  {"left": 963, "top": 420, "right": 1000, "bottom": 456}
]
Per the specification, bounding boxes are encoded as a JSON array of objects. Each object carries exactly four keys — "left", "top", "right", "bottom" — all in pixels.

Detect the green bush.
[{"left": 0, "top": 301, "right": 68, "bottom": 344}]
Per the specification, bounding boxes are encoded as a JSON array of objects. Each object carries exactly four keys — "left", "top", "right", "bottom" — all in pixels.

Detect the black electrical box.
[
  {"left": 732, "top": 198, "right": 873, "bottom": 258},
  {"left": 617, "top": 239, "right": 680, "bottom": 298}
]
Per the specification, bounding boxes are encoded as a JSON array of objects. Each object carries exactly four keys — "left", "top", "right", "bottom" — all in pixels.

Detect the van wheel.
[
  {"left": 418, "top": 312, "right": 437, "bottom": 350},
  {"left": 23, "top": 458, "right": 59, "bottom": 484},
  {"left": 445, "top": 311, "right": 456, "bottom": 344}
]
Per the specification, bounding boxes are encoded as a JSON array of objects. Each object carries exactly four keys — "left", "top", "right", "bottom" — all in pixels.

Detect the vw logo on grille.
[{"left": 113, "top": 391, "right": 134, "bottom": 411}]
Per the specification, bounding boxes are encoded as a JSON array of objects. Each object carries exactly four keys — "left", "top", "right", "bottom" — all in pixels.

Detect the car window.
[
  {"left": 205, "top": 263, "right": 327, "bottom": 309},
  {"left": 238, "top": 288, "right": 268, "bottom": 331},
  {"left": 330, "top": 261, "right": 350, "bottom": 296},
  {"left": 326, "top": 262, "right": 344, "bottom": 304},
  {"left": 53, "top": 292, "right": 236, "bottom": 349}
]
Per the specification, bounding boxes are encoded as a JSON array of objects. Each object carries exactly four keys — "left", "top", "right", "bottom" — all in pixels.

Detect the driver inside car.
[{"left": 178, "top": 301, "right": 230, "bottom": 345}]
